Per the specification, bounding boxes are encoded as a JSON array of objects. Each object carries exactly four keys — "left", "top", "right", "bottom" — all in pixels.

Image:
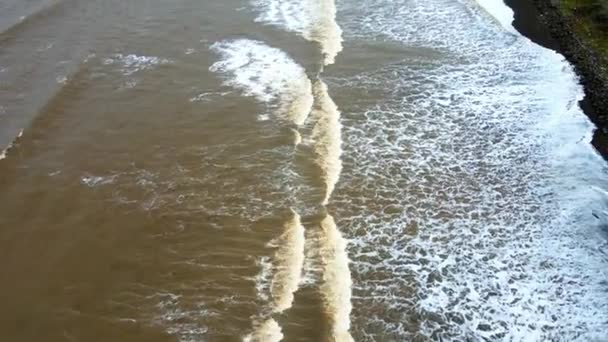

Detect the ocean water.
[{"left": 0, "top": 0, "right": 607, "bottom": 341}]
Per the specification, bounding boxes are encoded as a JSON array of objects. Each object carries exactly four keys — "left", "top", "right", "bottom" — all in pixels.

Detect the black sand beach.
[{"left": 504, "top": 0, "right": 608, "bottom": 157}]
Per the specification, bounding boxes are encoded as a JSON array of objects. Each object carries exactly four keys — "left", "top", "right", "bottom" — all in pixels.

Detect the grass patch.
[{"left": 560, "top": 0, "right": 608, "bottom": 58}]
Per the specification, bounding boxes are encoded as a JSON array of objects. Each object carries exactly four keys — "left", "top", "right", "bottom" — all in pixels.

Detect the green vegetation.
[{"left": 560, "top": 0, "right": 608, "bottom": 58}]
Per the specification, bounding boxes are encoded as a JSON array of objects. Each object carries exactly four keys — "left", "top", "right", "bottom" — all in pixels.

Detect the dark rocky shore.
[{"left": 503, "top": 0, "right": 608, "bottom": 157}]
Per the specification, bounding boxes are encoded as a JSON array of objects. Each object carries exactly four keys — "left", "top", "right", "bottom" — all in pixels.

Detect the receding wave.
[
  {"left": 210, "top": 39, "right": 313, "bottom": 126},
  {"left": 251, "top": 0, "right": 343, "bottom": 65},
  {"left": 310, "top": 80, "right": 342, "bottom": 205},
  {"left": 319, "top": 214, "right": 353, "bottom": 342}
]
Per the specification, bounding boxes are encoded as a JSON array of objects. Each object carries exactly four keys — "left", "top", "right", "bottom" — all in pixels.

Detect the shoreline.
[{"left": 503, "top": 0, "right": 608, "bottom": 158}]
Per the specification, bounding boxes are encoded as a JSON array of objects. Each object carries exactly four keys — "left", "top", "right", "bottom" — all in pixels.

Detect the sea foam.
[
  {"left": 332, "top": 0, "right": 608, "bottom": 339},
  {"left": 210, "top": 39, "right": 313, "bottom": 126}
]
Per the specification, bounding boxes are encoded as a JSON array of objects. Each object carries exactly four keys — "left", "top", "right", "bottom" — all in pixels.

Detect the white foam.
[
  {"left": 210, "top": 39, "right": 313, "bottom": 126},
  {"left": 251, "top": 0, "right": 343, "bottom": 65},
  {"left": 254, "top": 255, "right": 273, "bottom": 303},
  {"left": 80, "top": 174, "right": 117, "bottom": 187},
  {"left": 474, "top": 0, "right": 517, "bottom": 34},
  {"left": 257, "top": 114, "right": 271, "bottom": 122},
  {"left": 103, "top": 54, "right": 171, "bottom": 76},
  {"left": 291, "top": 128, "right": 302, "bottom": 146},
  {"left": 189, "top": 91, "right": 230, "bottom": 103},
  {"left": 155, "top": 292, "right": 212, "bottom": 342}
]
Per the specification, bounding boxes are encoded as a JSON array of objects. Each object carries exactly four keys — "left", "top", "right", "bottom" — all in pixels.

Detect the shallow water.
[{"left": 1, "top": 0, "right": 607, "bottom": 341}]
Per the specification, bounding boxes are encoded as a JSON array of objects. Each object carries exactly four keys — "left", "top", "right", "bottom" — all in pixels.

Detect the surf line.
[
  {"left": 245, "top": 76, "right": 352, "bottom": 341},
  {"left": 304, "top": 0, "right": 352, "bottom": 337},
  {"left": 241, "top": 0, "right": 352, "bottom": 339},
  {"left": 307, "top": 79, "right": 353, "bottom": 342},
  {"left": 246, "top": 77, "right": 353, "bottom": 342},
  {"left": 309, "top": 79, "right": 342, "bottom": 206}
]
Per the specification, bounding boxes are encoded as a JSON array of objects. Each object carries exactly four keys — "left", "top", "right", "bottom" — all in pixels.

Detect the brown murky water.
[{"left": 1, "top": 0, "right": 608, "bottom": 341}]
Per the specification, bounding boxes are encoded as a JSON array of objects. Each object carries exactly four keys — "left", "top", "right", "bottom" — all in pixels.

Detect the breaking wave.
[
  {"left": 246, "top": 210, "right": 305, "bottom": 341},
  {"left": 268, "top": 210, "right": 306, "bottom": 313},
  {"left": 309, "top": 80, "right": 343, "bottom": 206},
  {"left": 244, "top": 318, "right": 283, "bottom": 342},
  {"left": 318, "top": 213, "right": 354, "bottom": 342},
  {"left": 251, "top": 0, "right": 343, "bottom": 65},
  {"left": 210, "top": 39, "right": 313, "bottom": 127}
]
